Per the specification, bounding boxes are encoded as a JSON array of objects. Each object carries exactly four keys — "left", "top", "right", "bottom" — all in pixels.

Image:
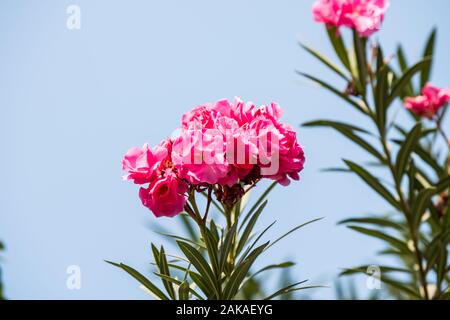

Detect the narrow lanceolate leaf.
[
  {"left": 380, "top": 277, "right": 422, "bottom": 299},
  {"left": 375, "top": 47, "right": 388, "bottom": 133},
  {"left": 338, "top": 217, "right": 404, "bottom": 231},
  {"left": 159, "top": 247, "right": 176, "bottom": 299},
  {"left": 236, "top": 201, "right": 268, "bottom": 255},
  {"left": 302, "top": 120, "right": 370, "bottom": 134},
  {"left": 219, "top": 223, "right": 237, "bottom": 275},
  {"left": 353, "top": 30, "right": 367, "bottom": 95},
  {"left": 180, "top": 213, "right": 198, "bottom": 241},
  {"left": 347, "top": 226, "right": 409, "bottom": 253},
  {"left": 395, "top": 123, "right": 422, "bottom": 182},
  {"left": 154, "top": 273, "right": 204, "bottom": 300},
  {"left": 202, "top": 227, "right": 220, "bottom": 276},
  {"left": 189, "top": 271, "right": 213, "bottom": 298},
  {"left": 435, "top": 176, "right": 450, "bottom": 193},
  {"left": 238, "top": 221, "right": 277, "bottom": 265},
  {"left": 251, "top": 262, "right": 295, "bottom": 279},
  {"left": 155, "top": 232, "right": 206, "bottom": 249},
  {"left": 267, "top": 217, "right": 323, "bottom": 250},
  {"left": 176, "top": 241, "right": 220, "bottom": 299},
  {"left": 344, "top": 160, "right": 400, "bottom": 210},
  {"left": 241, "top": 182, "right": 276, "bottom": 230},
  {"left": 105, "top": 261, "right": 169, "bottom": 300},
  {"left": 340, "top": 265, "right": 410, "bottom": 276},
  {"left": 303, "top": 120, "right": 385, "bottom": 162},
  {"left": 326, "top": 26, "right": 351, "bottom": 71},
  {"left": 412, "top": 187, "right": 436, "bottom": 229},
  {"left": 387, "top": 58, "right": 430, "bottom": 106},
  {"left": 222, "top": 242, "right": 268, "bottom": 300},
  {"left": 263, "top": 280, "right": 308, "bottom": 300},
  {"left": 296, "top": 71, "right": 368, "bottom": 115},
  {"left": 178, "top": 281, "right": 190, "bottom": 300},
  {"left": 421, "top": 28, "right": 437, "bottom": 88},
  {"left": 396, "top": 46, "right": 415, "bottom": 97},
  {"left": 299, "top": 42, "right": 350, "bottom": 81},
  {"left": 151, "top": 244, "right": 160, "bottom": 264}
]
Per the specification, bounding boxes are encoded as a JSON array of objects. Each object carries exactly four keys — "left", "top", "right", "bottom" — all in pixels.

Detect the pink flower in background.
[
  {"left": 312, "top": 0, "right": 389, "bottom": 37},
  {"left": 139, "top": 169, "right": 187, "bottom": 218},
  {"left": 404, "top": 84, "right": 450, "bottom": 119}
]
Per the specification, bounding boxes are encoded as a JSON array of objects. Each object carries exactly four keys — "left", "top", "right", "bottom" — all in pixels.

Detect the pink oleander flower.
[
  {"left": 122, "top": 142, "right": 169, "bottom": 184},
  {"left": 404, "top": 84, "right": 450, "bottom": 119},
  {"left": 123, "top": 97, "right": 306, "bottom": 216},
  {"left": 139, "top": 169, "right": 187, "bottom": 218},
  {"left": 312, "top": 0, "right": 389, "bottom": 37},
  {"left": 172, "top": 129, "right": 230, "bottom": 185},
  {"left": 175, "top": 98, "right": 305, "bottom": 186},
  {"left": 248, "top": 114, "right": 305, "bottom": 186},
  {"left": 123, "top": 139, "right": 188, "bottom": 218}
]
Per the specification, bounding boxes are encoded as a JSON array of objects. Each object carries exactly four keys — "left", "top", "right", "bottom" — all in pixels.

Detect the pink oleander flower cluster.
[
  {"left": 312, "top": 0, "right": 389, "bottom": 37},
  {"left": 122, "top": 98, "right": 305, "bottom": 218},
  {"left": 404, "top": 84, "right": 450, "bottom": 119}
]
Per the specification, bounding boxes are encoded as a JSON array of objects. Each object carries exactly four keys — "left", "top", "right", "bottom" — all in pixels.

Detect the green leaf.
[
  {"left": 344, "top": 160, "right": 400, "bottom": 210},
  {"left": 236, "top": 201, "right": 268, "bottom": 255},
  {"left": 353, "top": 30, "right": 367, "bottom": 95},
  {"left": 396, "top": 45, "right": 414, "bottom": 98},
  {"left": 387, "top": 58, "right": 430, "bottom": 106},
  {"left": 218, "top": 223, "right": 237, "bottom": 275},
  {"left": 180, "top": 213, "right": 198, "bottom": 241},
  {"left": 178, "top": 281, "right": 190, "bottom": 300},
  {"left": 263, "top": 280, "right": 308, "bottom": 300},
  {"left": 347, "top": 226, "right": 409, "bottom": 253},
  {"left": 299, "top": 42, "right": 350, "bottom": 81},
  {"left": 106, "top": 261, "right": 169, "bottom": 300},
  {"left": 202, "top": 227, "right": 220, "bottom": 277},
  {"left": 155, "top": 232, "right": 206, "bottom": 249},
  {"left": 189, "top": 271, "right": 213, "bottom": 298},
  {"left": 297, "top": 71, "right": 368, "bottom": 115},
  {"left": 222, "top": 242, "right": 268, "bottom": 299},
  {"left": 412, "top": 187, "right": 436, "bottom": 229},
  {"left": 176, "top": 241, "right": 220, "bottom": 299},
  {"left": 302, "top": 120, "right": 370, "bottom": 134},
  {"left": 304, "top": 121, "right": 385, "bottom": 162},
  {"left": 440, "top": 288, "right": 450, "bottom": 300},
  {"left": 251, "top": 261, "right": 295, "bottom": 279},
  {"left": 381, "top": 277, "right": 422, "bottom": 299},
  {"left": 240, "top": 182, "right": 276, "bottom": 229},
  {"left": 326, "top": 26, "right": 351, "bottom": 71},
  {"left": 420, "top": 28, "right": 437, "bottom": 88},
  {"left": 151, "top": 244, "right": 160, "bottom": 264},
  {"left": 238, "top": 221, "right": 277, "bottom": 264},
  {"left": 435, "top": 176, "right": 450, "bottom": 193},
  {"left": 267, "top": 217, "right": 323, "bottom": 250},
  {"left": 375, "top": 46, "right": 388, "bottom": 133},
  {"left": 338, "top": 217, "right": 404, "bottom": 231},
  {"left": 159, "top": 247, "right": 176, "bottom": 299},
  {"left": 395, "top": 123, "right": 422, "bottom": 182},
  {"left": 340, "top": 265, "right": 410, "bottom": 276}
]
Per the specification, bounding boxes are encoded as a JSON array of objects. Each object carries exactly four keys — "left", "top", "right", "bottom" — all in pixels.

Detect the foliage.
[
  {"left": 300, "top": 26, "right": 450, "bottom": 299},
  {"left": 108, "top": 183, "right": 322, "bottom": 300}
]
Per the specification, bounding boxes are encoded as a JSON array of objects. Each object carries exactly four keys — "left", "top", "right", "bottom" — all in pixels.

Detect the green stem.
[{"left": 378, "top": 126, "right": 429, "bottom": 300}]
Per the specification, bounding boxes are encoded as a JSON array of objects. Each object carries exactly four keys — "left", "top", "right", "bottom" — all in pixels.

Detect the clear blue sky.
[{"left": 1, "top": 0, "right": 449, "bottom": 299}]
